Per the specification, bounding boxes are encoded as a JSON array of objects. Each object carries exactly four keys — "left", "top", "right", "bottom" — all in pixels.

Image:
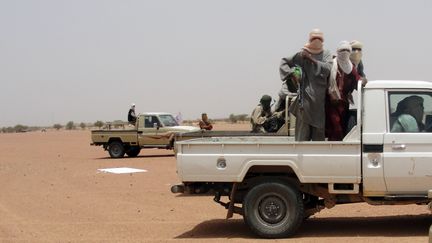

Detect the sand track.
[{"left": 0, "top": 130, "right": 430, "bottom": 242}]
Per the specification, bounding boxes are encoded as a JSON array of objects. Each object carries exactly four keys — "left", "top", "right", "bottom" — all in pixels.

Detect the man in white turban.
[
  {"left": 350, "top": 40, "right": 366, "bottom": 78},
  {"left": 128, "top": 103, "right": 137, "bottom": 124},
  {"left": 325, "top": 41, "right": 362, "bottom": 141},
  {"left": 346, "top": 40, "right": 367, "bottom": 133}
]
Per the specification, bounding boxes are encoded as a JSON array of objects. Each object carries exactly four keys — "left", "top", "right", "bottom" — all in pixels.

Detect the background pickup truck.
[
  {"left": 91, "top": 112, "right": 199, "bottom": 158},
  {"left": 172, "top": 80, "right": 432, "bottom": 238}
]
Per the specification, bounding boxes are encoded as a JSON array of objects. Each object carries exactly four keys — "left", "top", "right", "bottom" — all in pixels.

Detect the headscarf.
[
  {"left": 302, "top": 29, "right": 324, "bottom": 54},
  {"left": 394, "top": 95, "right": 424, "bottom": 123},
  {"left": 260, "top": 95, "right": 272, "bottom": 111},
  {"left": 328, "top": 41, "right": 353, "bottom": 100},
  {"left": 350, "top": 40, "right": 363, "bottom": 66},
  {"left": 337, "top": 41, "right": 353, "bottom": 74}
]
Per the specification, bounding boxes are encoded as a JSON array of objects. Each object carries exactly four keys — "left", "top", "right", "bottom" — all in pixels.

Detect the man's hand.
[
  {"left": 291, "top": 74, "right": 300, "bottom": 83},
  {"left": 361, "top": 77, "right": 368, "bottom": 86},
  {"left": 301, "top": 50, "right": 317, "bottom": 64},
  {"left": 273, "top": 111, "right": 284, "bottom": 119},
  {"left": 300, "top": 50, "right": 311, "bottom": 58}
]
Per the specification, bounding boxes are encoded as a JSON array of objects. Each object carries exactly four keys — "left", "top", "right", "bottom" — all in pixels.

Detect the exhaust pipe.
[{"left": 171, "top": 184, "right": 185, "bottom": 193}]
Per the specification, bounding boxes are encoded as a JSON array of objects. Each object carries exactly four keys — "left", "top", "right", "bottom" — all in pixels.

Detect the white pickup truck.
[{"left": 171, "top": 80, "right": 432, "bottom": 238}]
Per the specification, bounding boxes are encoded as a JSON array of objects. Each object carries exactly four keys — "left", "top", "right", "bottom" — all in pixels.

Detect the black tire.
[
  {"left": 126, "top": 146, "right": 141, "bottom": 157},
  {"left": 243, "top": 181, "right": 304, "bottom": 238},
  {"left": 108, "top": 141, "right": 125, "bottom": 158}
]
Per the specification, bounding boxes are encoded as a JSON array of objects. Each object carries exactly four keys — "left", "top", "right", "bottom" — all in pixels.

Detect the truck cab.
[
  {"left": 138, "top": 113, "right": 182, "bottom": 146},
  {"left": 362, "top": 80, "right": 432, "bottom": 196}
]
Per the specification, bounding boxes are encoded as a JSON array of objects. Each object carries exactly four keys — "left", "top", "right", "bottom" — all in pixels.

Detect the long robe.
[
  {"left": 280, "top": 50, "right": 333, "bottom": 131},
  {"left": 325, "top": 65, "right": 361, "bottom": 141}
]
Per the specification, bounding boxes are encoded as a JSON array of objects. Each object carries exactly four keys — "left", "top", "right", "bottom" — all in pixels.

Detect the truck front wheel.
[
  {"left": 243, "top": 181, "right": 304, "bottom": 238},
  {"left": 108, "top": 141, "right": 125, "bottom": 158}
]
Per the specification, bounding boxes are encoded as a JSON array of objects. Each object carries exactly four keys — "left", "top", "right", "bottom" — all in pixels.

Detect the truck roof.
[
  {"left": 365, "top": 80, "right": 432, "bottom": 89},
  {"left": 139, "top": 112, "right": 172, "bottom": 116}
]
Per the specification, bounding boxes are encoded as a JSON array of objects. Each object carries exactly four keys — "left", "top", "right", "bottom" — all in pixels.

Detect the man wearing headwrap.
[
  {"left": 346, "top": 40, "right": 367, "bottom": 134},
  {"left": 350, "top": 40, "right": 366, "bottom": 78},
  {"left": 325, "top": 41, "right": 362, "bottom": 141},
  {"left": 251, "top": 95, "right": 274, "bottom": 133},
  {"left": 280, "top": 29, "right": 333, "bottom": 141},
  {"left": 391, "top": 95, "right": 424, "bottom": 132},
  {"left": 128, "top": 103, "right": 137, "bottom": 125}
]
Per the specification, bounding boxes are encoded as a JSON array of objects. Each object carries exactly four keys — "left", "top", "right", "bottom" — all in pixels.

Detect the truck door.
[
  {"left": 383, "top": 91, "right": 432, "bottom": 194},
  {"left": 138, "top": 115, "right": 163, "bottom": 145},
  {"left": 138, "top": 115, "right": 174, "bottom": 146}
]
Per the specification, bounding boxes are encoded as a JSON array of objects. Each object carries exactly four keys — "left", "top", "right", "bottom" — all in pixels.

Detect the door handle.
[
  {"left": 392, "top": 144, "right": 406, "bottom": 150},
  {"left": 137, "top": 131, "right": 143, "bottom": 134}
]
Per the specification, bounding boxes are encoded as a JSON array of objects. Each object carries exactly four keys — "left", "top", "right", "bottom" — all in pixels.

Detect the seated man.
[
  {"left": 198, "top": 113, "right": 213, "bottom": 130},
  {"left": 391, "top": 96, "right": 424, "bottom": 132},
  {"left": 128, "top": 103, "right": 137, "bottom": 125},
  {"left": 251, "top": 95, "right": 283, "bottom": 133}
]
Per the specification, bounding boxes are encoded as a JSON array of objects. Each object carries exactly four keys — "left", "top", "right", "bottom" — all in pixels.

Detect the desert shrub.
[
  {"left": 94, "top": 120, "right": 104, "bottom": 128},
  {"left": 65, "top": 121, "right": 75, "bottom": 130},
  {"left": 79, "top": 122, "right": 86, "bottom": 130},
  {"left": 229, "top": 114, "right": 249, "bottom": 123},
  {"left": 14, "top": 124, "right": 28, "bottom": 132}
]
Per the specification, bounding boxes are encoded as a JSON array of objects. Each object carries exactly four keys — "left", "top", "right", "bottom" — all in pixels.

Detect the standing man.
[
  {"left": 350, "top": 40, "right": 366, "bottom": 78},
  {"left": 280, "top": 29, "right": 333, "bottom": 141},
  {"left": 326, "top": 41, "right": 362, "bottom": 141},
  {"left": 175, "top": 112, "right": 183, "bottom": 124},
  {"left": 199, "top": 113, "right": 213, "bottom": 130},
  {"left": 346, "top": 40, "right": 366, "bottom": 132},
  {"left": 128, "top": 103, "right": 137, "bottom": 124}
]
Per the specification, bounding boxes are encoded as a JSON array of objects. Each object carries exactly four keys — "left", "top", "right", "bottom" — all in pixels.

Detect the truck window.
[
  {"left": 144, "top": 115, "right": 161, "bottom": 128},
  {"left": 388, "top": 92, "right": 432, "bottom": 132},
  {"left": 159, "top": 115, "right": 178, "bottom": 127}
]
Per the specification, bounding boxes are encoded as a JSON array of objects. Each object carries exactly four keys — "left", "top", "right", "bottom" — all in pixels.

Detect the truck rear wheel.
[
  {"left": 108, "top": 141, "right": 125, "bottom": 158},
  {"left": 126, "top": 146, "right": 141, "bottom": 157},
  {"left": 243, "top": 181, "right": 304, "bottom": 238}
]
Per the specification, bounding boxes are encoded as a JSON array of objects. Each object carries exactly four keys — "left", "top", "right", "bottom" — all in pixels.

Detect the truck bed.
[
  {"left": 176, "top": 136, "right": 361, "bottom": 184},
  {"left": 176, "top": 130, "right": 289, "bottom": 142},
  {"left": 91, "top": 129, "right": 138, "bottom": 145}
]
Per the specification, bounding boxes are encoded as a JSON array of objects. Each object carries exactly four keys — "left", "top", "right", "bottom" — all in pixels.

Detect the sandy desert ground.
[{"left": 1, "top": 123, "right": 431, "bottom": 242}]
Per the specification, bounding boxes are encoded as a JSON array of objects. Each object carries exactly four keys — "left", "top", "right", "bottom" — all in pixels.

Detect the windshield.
[{"left": 159, "top": 115, "right": 178, "bottom": 127}]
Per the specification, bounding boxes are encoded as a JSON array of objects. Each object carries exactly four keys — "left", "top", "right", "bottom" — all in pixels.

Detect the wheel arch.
[
  {"left": 108, "top": 137, "right": 123, "bottom": 144},
  {"left": 238, "top": 160, "right": 304, "bottom": 183}
]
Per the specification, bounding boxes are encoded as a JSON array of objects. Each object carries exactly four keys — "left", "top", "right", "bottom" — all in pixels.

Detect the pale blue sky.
[{"left": 1, "top": 0, "right": 431, "bottom": 126}]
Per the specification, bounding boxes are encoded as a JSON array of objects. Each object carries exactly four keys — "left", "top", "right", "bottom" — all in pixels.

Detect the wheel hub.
[
  {"left": 258, "top": 196, "right": 287, "bottom": 224},
  {"left": 113, "top": 146, "right": 120, "bottom": 153}
]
